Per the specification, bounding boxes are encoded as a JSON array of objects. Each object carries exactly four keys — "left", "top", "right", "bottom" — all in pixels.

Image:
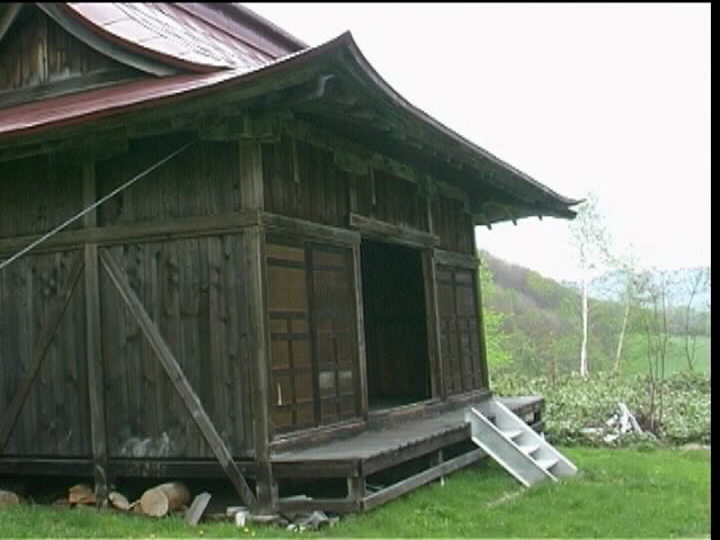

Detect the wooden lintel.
[
  {"left": 434, "top": 249, "right": 479, "bottom": 270},
  {"left": 98, "top": 249, "right": 259, "bottom": 511},
  {"left": 0, "top": 253, "right": 84, "bottom": 451},
  {"left": 261, "top": 212, "right": 360, "bottom": 246},
  {"left": 348, "top": 213, "right": 438, "bottom": 248},
  {"left": 0, "top": 211, "right": 261, "bottom": 258}
]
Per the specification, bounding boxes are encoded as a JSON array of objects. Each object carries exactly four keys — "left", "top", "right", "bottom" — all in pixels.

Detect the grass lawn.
[
  {"left": 0, "top": 446, "right": 710, "bottom": 538},
  {"left": 620, "top": 333, "right": 710, "bottom": 377}
]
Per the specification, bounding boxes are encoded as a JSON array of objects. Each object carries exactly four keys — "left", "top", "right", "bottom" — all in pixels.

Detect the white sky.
[{"left": 244, "top": 3, "right": 711, "bottom": 282}]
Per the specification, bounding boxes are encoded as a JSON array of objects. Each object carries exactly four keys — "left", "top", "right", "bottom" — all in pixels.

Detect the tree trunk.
[
  {"left": 614, "top": 299, "right": 631, "bottom": 371},
  {"left": 140, "top": 482, "right": 191, "bottom": 517},
  {"left": 580, "top": 276, "right": 589, "bottom": 377}
]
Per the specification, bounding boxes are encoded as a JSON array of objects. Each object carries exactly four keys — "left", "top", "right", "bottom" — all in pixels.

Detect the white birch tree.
[{"left": 569, "top": 192, "right": 610, "bottom": 377}]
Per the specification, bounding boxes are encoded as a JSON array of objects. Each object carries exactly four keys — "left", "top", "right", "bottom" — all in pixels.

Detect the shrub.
[{"left": 491, "top": 371, "right": 710, "bottom": 446}]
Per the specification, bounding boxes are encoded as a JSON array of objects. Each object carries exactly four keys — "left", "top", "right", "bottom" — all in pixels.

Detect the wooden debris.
[
  {"left": 0, "top": 489, "right": 21, "bottom": 506},
  {"left": 184, "top": 492, "right": 212, "bottom": 526},
  {"left": 68, "top": 484, "right": 96, "bottom": 506},
  {"left": 140, "top": 482, "right": 190, "bottom": 517},
  {"left": 108, "top": 491, "right": 130, "bottom": 511}
]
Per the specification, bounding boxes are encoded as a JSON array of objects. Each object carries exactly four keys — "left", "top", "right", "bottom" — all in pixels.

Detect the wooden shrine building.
[{"left": 0, "top": 3, "right": 579, "bottom": 514}]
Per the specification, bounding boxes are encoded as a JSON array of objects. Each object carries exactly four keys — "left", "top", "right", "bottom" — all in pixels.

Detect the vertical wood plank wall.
[
  {"left": 0, "top": 8, "right": 140, "bottom": 94},
  {"left": 0, "top": 124, "right": 488, "bottom": 460}
]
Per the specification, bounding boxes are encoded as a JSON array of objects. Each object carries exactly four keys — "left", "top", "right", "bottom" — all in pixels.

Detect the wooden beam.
[
  {"left": 82, "top": 162, "right": 109, "bottom": 506},
  {"left": 348, "top": 213, "right": 439, "bottom": 248},
  {"left": 0, "top": 254, "right": 84, "bottom": 451},
  {"left": 434, "top": 249, "right": 479, "bottom": 270},
  {"left": 361, "top": 448, "right": 487, "bottom": 512},
  {"left": 98, "top": 249, "right": 258, "bottom": 511},
  {"left": 261, "top": 212, "right": 360, "bottom": 246},
  {"left": 0, "top": 211, "right": 261, "bottom": 258},
  {"left": 281, "top": 120, "right": 419, "bottom": 185}
]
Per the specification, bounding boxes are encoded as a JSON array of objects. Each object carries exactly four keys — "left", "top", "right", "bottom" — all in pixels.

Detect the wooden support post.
[
  {"left": 98, "top": 249, "right": 258, "bottom": 511},
  {"left": 246, "top": 226, "right": 275, "bottom": 514},
  {"left": 82, "top": 162, "right": 109, "bottom": 506},
  {"left": 239, "top": 136, "right": 275, "bottom": 514},
  {"left": 352, "top": 243, "right": 368, "bottom": 419},
  {"left": 422, "top": 250, "right": 442, "bottom": 399},
  {"left": 429, "top": 250, "right": 445, "bottom": 398},
  {"left": 0, "top": 255, "right": 84, "bottom": 451},
  {"left": 347, "top": 476, "right": 366, "bottom": 504},
  {"left": 473, "top": 242, "right": 491, "bottom": 390}
]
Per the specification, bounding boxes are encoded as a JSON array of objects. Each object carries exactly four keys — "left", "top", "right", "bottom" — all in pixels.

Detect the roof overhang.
[{"left": 0, "top": 31, "right": 580, "bottom": 224}]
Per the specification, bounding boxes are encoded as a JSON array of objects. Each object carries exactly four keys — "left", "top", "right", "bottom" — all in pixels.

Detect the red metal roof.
[
  {"left": 0, "top": 32, "right": 345, "bottom": 140},
  {"left": 0, "top": 20, "right": 579, "bottom": 218},
  {"left": 62, "top": 3, "right": 275, "bottom": 72}
]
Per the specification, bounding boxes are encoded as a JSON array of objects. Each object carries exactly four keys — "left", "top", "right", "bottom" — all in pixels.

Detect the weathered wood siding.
[
  {"left": 0, "top": 8, "right": 136, "bottom": 94},
  {"left": 356, "top": 169, "right": 430, "bottom": 232},
  {"left": 0, "top": 156, "right": 84, "bottom": 238},
  {"left": 0, "top": 140, "right": 256, "bottom": 459},
  {"left": 432, "top": 197, "right": 474, "bottom": 255},
  {"left": 97, "top": 138, "right": 243, "bottom": 226},
  {"left": 262, "top": 137, "right": 349, "bottom": 228},
  {"left": 0, "top": 250, "right": 91, "bottom": 455},
  {"left": 436, "top": 264, "right": 484, "bottom": 395},
  {"left": 101, "top": 236, "right": 254, "bottom": 458}
]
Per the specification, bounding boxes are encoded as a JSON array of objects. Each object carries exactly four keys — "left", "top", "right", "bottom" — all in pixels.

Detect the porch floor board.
[{"left": 273, "top": 395, "right": 544, "bottom": 512}]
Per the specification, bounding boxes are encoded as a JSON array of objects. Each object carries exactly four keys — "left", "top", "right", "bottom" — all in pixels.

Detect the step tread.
[
  {"left": 501, "top": 429, "right": 524, "bottom": 440},
  {"left": 536, "top": 457, "right": 559, "bottom": 470},
  {"left": 518, "top": 443, "right": 540, "bottom": 455}
]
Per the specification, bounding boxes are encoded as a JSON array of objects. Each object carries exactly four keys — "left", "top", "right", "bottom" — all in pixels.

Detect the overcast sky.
[{"left": 244, "top": 3, "right": 711, "bottom": 282}]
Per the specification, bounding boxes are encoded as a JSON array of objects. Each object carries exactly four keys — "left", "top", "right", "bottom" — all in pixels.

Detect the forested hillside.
[{"left": 478, "top": 250, "right": 711, "bottom": 381}]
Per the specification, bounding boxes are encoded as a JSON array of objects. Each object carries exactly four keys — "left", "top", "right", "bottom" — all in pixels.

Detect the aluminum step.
[{"left": 465, "top": 397, "right": 578, "bottom": 488}]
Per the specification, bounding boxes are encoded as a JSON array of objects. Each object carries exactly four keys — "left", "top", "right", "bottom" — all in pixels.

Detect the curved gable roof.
[{"left": 0, "top": 8, "right": 579, "bottom": 222}]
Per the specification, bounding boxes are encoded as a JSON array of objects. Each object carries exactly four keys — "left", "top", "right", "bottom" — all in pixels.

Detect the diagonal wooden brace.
[
  {"left": 0, "top": 253, "right": 84, "bottom": 452},
  {"left": 99, "top": 248, "right": 258, "bottom": 510}
]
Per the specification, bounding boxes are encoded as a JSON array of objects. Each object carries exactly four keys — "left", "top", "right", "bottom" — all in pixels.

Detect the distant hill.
[{"left": 477, "top": 250, "right": 711, "bottom": 378}]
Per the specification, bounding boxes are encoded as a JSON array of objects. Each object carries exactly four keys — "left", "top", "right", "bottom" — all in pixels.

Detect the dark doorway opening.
[{"left": 360, "top": 240, "right": 431, "bottom": 410}]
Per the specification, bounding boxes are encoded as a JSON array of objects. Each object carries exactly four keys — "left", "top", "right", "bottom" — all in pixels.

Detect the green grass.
[
  {"left": 0, "top": 447, "right": 710, "bottom": 538},
  {"left": 619, "top": 333, "right": 710, "bottom": 377}
]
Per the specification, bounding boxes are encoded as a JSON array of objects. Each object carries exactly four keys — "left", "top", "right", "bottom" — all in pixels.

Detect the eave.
[{"left": 0, "top": 31, "right": 579, "bottom": 224}]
